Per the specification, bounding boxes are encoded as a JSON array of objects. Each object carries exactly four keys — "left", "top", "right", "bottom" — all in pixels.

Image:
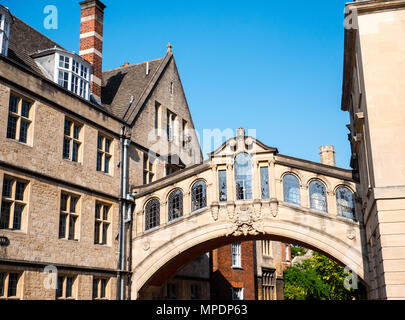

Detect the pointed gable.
[
  {"left": 101, "top": 56, "right": 165, "bottom": 119},
  {"left": 209, "top": 128, "right": 278, "bottom": 159}
]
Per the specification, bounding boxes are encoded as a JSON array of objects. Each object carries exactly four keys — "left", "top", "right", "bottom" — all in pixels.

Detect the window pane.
[
  {"left": 63, "top": 138, "right": 71, "bottom": 159},
  {"left": 70, "top": 197, "right": 78, "bottom": 213},
  {"left": 6, "top": 115, "right": 17, "bottom": 139},
  {"left": 0, "top": 202, "right": 11, "bottom": 229},
  {"left": 60, "top": 194, "right": 68, "bottom": 212},
  {"left": 94, "top": 221, "right": 100, "bottom": 244},
  {"left": 58, "top": 214, "right": 67, "bottom": 238},
  {"left": 145, "top": 199, "right": 160, "bottom": 231},
  {"left": 100, "top": 279, "right": 106, "bottom": 298},
  {"left": 235, "top": 153, "right": 253, "bottom": 200},
  {"left": 191, "top": 181, "right": 207, "bottom": 212},
  {"left": 260, "top": 167, "right": 270, "bottom": 200},
  {"left": 283, "top": 174, "right": 300, "bottom": 205},
  {"left": 105, "top": 138, "right": 111, "bottom": 153},
  {"left": 102, "top": 223, "right": 108, "bottom": 245},
  {"left": 95, "top": 203, "right": 101, "bottom": 219},
  {"left": 102, "top": 206, "right": 109, "bottom": 221},
  {"left": 97, "top": 136, "right": 103, "bottom": 150},
  {"left": 7, "top": 273, "right": 18, "bottom": 297},
  {"left": 104, "top": 155, "right": 110, "bottom": 173},
  {"left": 73, "top": 125, "right": 80, "bottom": 140},
  {"left": 72, "top": 142, "right": 79, "bottom": 162},
  {"left": 336, "top": 187, "right": 355, "bottom": 220},
  {"left": 68, "top": 216, "right": 77, "bottom": 240},
  {"left": 56, "top": 277, "right": 63, "bottom": 298},
  {"left": 92, "top": 279, "right": 98, "bottom": 299},
  {"left": 309, "top": 181, "right": 327, "bottom": 212},
  {"left": 2, "top": 178, "right": 13, "bottom": 198},
  {"left": 15, "top": 181, "right": 26, "bottom": 201},
  {"left": 13, "top": 204, "right": 24, "bottom": 230},
  {"left": 66, "top": 277, "right": 74, "bottom": 297},
  {"left": 19, "top": 120, "right": 29, "bottom": 143},
  {"left": 96, "top": 152, "right": 102, "bottom": 171},
  {"left": 168, "top": 190, "right": 183, "bottom": 221},
  {"left": 0, "top": 273, "right": 5, "bottom": 296},
  {"left": 58, "top": 70, "right": 69, "bottom": 89},
  {"left": 64, "top": 120, "right": 72, "bottom": 136},
  {"left": 218, "top": 170, "right": 227, "bottom": 202},
  {"left": 9, "top": 95, "right": 19, "bottom": 113},
  {"left": 21, "top": 100, "right": 30, "bottom": 118}
]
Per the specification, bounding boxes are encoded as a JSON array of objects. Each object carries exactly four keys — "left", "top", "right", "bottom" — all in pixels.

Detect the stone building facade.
[{"left": 342, "top": 0, "right": 405, "bottom": 299}]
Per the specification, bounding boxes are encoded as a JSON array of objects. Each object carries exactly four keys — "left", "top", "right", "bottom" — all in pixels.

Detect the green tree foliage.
[
  {"left": 284, "top": 251, "right": 360, "bottom": 300},
  {"left": 290, "top": 245, "right": 307, "bottom": 260}
]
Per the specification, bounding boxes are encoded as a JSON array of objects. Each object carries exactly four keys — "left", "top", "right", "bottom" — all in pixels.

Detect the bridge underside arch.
[{"left": 132, "top": 213, "right": 368, "bottom": 298}]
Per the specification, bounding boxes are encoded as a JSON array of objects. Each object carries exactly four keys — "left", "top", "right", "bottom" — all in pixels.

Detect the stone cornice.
[{"left": 347, "top": 0, "right": 405, "bottom": 14}]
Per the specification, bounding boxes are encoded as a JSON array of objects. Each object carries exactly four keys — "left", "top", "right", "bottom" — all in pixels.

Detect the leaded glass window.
[
  {"left": 260, "top": 166, "right": 270, "bottom": 200},
  {"left": 168, "top": 190, "right": 183, "bottom": 221},
  {"left": 309, "top": 180, "right": 328, "bottom": 212},
  {"left": 283, "top": 174, "right": 300, "bottom": 205},
  {"left": 191, "top": 181, "right": 207, "bottom": 212},
  {"left": 218, "top": 170, "right": 227, "bottom": 202},
  {"left": 235, "top": 153, "right": 253, "bottom": 201},
  {"left": 336, "top": 187, "right": 355, "bottom": 220},
  {"left": 145, "top": 198, "right": 160, "bottom": 230}
]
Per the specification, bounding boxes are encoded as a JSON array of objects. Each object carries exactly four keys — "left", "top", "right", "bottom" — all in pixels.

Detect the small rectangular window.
[
  {"left": 260, "top": 166, "right": 270, "bottom": 200},
  {"left": 97, "top": 134, "right": 113, "bottom": 174},
  {"left": 232, "top": 287, "right": 244, "bottom": 301},
  {"left": 56, "top": 275, "right": 76, "bottom": 300},
  {"left": 231, "top": 243, "right": 242, "bottom": 268},
  {"left": 0, "top": 273, "right": 20, "bottom": 298},
  {"left": 59, "top": 193, "right": 80, "bottom": 241},
  {"left": 7, "top": 94, "right": 32, "bottom": 144},
  {"left": 94, "top": 202, "right": 110, "bottom": 245},
  {"left": 63, "top": 118, "right": 82, "bottom": 163},
  {"left": 92, "top": 278, "right": 109, "bottom": 300},
  {"left": 218, "top": 170, "right": 227, "bottom": 202},
  {"left": 0, "top": 176, "right": 28, "bottom": 231}
]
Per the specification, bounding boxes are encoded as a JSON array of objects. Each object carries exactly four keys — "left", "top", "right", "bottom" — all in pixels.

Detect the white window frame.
[
  {"left": 231, "top": 242, "right": 242, "bottom": 268},
  {"left": 55, "top": 52, "right": 90, "bottom": 100},
  {"left": 0, "top": 11, "right": 10, "bottom": 56}
]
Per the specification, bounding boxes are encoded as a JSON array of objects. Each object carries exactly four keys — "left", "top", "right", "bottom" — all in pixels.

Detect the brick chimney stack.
[
  {"left": 79, "top": 0, "right": 106, "bottom": 103},
  {"left": 319, "top": 145, "right": 336, "bottom": 166}
]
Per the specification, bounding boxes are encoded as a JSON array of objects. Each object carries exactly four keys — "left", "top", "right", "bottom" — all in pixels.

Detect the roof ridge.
[
  {"left": 11, "top": 15, "right": 65, "bottom": 51},
  {"left": 102, "top": 57, "right": 165, "bottom": 74}
]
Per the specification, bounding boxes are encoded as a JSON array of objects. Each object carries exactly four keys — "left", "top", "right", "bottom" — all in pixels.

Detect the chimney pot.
[{"left": 319, "top": 145, "right": 336, "bottom": 166}]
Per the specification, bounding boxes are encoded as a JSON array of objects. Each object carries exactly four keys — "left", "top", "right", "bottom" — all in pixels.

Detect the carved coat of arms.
[{"left": 227, "top": 205, "right": 264, "bottom": 236}]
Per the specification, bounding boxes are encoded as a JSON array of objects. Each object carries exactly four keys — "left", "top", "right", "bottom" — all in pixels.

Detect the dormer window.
[
  {"left": 56, "top": 53, "right": 90, "bottom": 99},
  {"left": 0, "top": 6, "right": 13, "bottom": 56},
  {"left": 32, "top": 49, "right": 92, "bottom": 100}
]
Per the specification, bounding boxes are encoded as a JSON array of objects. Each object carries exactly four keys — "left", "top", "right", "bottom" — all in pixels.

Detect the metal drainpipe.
[
  {"left": 120, "top": 137, "right": 130, "bottom": 300},
  {"left": 117, "top": 127, "right": 124, "bottom": 300}
]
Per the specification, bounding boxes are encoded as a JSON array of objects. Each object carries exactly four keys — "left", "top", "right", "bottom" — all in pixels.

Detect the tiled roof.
[
  {"left": 7, "top": 16, "right": 65, "bottom": 76},
  {"left": 5, "top": 14, "right": 170, "bottom": 123},
  {"left": 101, "top": 58, "right": 164, "bottom": 119}
]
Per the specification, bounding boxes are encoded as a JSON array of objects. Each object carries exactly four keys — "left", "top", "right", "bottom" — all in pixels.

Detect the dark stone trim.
[
  {"left": 0, "top": 160, "right": 119, "bottom": 201},
  {"left": 0, "top": 258, "right": 117, "bottom": 275}
]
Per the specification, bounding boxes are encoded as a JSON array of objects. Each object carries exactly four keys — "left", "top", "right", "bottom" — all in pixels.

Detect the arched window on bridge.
[
  {"left": 235, "top": 153, "right": 253, "bottom": 201},
  {"left": 336, "top": 187, "right": 355, "bottom": 220},
  {"left": 191, "top": 180, "right": 207, "bottom": 212},
  {"left": 283, "top": 174, "right": 300, "bottom": 205},
  {"left": 168, "top": 189, "right": 183, "bottom": 221},
  {"left": 145, "top": 198, "right": 160, "bottom": 231},
  {"left": 309, "top": 180, "right": 328, "bottom": 212}
]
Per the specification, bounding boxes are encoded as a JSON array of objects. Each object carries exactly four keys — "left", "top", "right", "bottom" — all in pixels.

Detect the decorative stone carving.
[
  {"left": 211, "top": 202, "right": 219, "bottom": 221},
  {"left": 270, "top": 199, "right": 279, "bottom": 218},
  {"left": 142, "top": 241, "right": 150, "bottom": 251},
  {"left": 346, "top": 228, "right": 356, "bottom": 240},
  {"left": 227, "top": 205, "right": 264, "bottom": 237}
]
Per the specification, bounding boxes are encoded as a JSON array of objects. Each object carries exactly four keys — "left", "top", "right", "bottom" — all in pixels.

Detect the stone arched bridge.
[{"left": 131, "top": 132, "right": 367, "bottom": 299}]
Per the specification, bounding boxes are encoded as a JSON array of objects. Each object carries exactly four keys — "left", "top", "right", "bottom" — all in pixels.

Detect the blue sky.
[{"left": 4, "top": 0, "right": 352, "bottom": 168}]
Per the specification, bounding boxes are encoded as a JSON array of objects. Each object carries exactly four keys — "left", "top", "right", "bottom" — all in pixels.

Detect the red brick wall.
[{"left": 211, "top": 241, "right": 256, "bottom": 300}]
